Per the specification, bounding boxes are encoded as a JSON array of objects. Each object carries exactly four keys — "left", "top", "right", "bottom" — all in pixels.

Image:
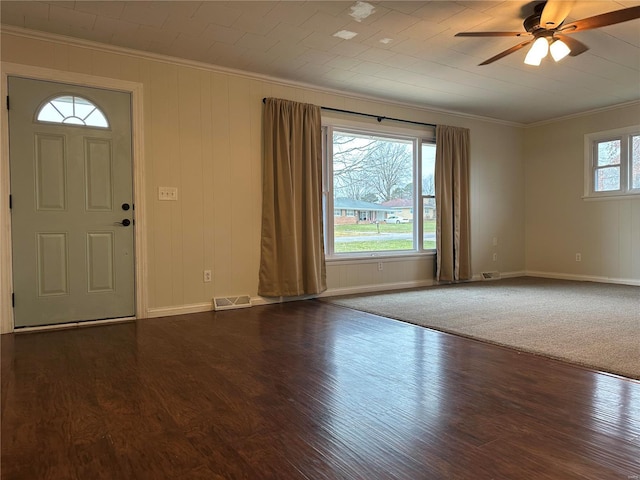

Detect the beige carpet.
[{"left": 324, "top": 277, "right": 640, "bottom": 379}]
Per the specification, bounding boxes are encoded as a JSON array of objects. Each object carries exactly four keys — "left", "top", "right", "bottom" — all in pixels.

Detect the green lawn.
[
  {"left": 334, "top": 220, "right": 435, "bottom": 236},
  {"left": 334, "top": 220, "right": 436, "bottom": 253},
  {"left": 335, "top": 239, "right": 436, "bottom": 253}
]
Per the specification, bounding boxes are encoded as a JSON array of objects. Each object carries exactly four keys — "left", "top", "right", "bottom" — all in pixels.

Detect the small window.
[
  {"left": 37, "top": 95, "right": 109, "bottom": 128},
  {"left": 594, "top": 139, "right": 621, "bottom": 192},
  {"left": 584, "top": 126, "right": 640, "bottom": 198}
]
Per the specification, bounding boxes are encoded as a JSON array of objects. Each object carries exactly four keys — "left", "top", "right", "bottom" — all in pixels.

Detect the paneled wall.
[
  {"left": 524, "top": 104, "right": 640, "bottom": 284},
  {"left": 1, "top": 30, "right": 526, "bottom": 317}
]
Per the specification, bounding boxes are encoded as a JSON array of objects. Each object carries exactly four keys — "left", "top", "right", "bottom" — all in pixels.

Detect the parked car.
[{"left": 385, "top": 215, "right": 410, "bottom": 224}]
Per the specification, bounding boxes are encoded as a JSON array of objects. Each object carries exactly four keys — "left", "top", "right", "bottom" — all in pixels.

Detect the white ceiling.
[{"left": 2, "top": 1, "right": 639, "bottom": 124}]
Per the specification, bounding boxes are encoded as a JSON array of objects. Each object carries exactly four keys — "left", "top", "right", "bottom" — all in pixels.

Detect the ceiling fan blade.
[
  {"left": 562, "top": 5, "right": 640, "bottom": 33},
  {"left": 455, "top": 32, "right": 528, "bottom": 37},
  {"left": 540, "top": 0, "right": 575, "bottom": 29},
  {"left": 478, "top": 40, "right": 534, "bottom": 65},
  {"left": 554, "top": 34, "right": 589, "bottom": 56}
]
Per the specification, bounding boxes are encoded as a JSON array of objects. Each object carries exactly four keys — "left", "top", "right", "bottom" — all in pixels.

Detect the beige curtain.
[
  {"left": 258, "top": 98, "right": 326, "bottom": 297},
  {"left": 435, "top": 125, "right": 471, "bottom": 282}
]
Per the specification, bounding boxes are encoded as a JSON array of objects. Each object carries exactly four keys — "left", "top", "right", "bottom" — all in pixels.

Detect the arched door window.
[{"left": 37, "top": 95, "right": 109, "bottom": 128}]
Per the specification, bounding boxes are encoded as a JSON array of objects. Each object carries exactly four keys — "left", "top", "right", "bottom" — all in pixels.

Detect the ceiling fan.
[{"left": 456, "top": 0, "right": 640, "bottom": 66}]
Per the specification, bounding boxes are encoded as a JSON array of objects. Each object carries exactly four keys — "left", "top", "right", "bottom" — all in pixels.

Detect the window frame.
[
  {"left": 584, "top": 125, "right": 640, "bottom": 200},
  {"left": 322, "top": 119, "right": 436, "bottom": 261}
]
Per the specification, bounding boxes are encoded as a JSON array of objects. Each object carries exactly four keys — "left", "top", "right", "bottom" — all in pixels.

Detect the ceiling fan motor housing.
[{"left": 523, "top": 14, "right": 542, "bottom": 33}]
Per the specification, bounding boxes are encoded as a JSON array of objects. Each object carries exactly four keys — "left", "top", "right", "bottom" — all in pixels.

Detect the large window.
[
  {"left": 323, "top": 125, "right": 436, "bottom": 257},
  {"left": 584, "top": 126, "right": 639, "bottom": 198}
]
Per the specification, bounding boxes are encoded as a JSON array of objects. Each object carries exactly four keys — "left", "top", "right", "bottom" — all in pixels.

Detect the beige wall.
[
  {"left": 524, "top": 103, "right": 640, "bottom": 283},
  {"left": 1, "top": 30, "right": 526, "bottom": 317}
]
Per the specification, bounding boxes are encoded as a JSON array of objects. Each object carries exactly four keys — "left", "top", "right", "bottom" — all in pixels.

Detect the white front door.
[{"left": 8, "top": 77, "right": 135, "bottom": 327}]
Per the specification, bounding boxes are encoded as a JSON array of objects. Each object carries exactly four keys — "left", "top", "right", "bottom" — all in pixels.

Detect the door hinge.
[
  {"left": 9, "top": 194, "right": 12, "bottom": 209},
  {"left": 12, "top": 293, "right": 15, "bottom": 308},
  {"left": 6, "top": 96, "right": 9, "bottom": 110}
]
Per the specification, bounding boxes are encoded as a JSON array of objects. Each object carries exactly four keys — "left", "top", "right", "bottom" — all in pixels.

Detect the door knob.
[
  {"left": 122, "top": 203, "right": 131, "bottom": 211},
  {"left": 118, "top": 219, "right": 131, "bottom": 227}
]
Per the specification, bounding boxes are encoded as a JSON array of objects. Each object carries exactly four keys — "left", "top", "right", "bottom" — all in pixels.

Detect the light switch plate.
[{"left": 158, "top": 187, "right": 178, "bottom": 201}]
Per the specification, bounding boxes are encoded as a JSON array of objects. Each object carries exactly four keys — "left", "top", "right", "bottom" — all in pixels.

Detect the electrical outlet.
[
  {"left": 575, "top": 253, "right": 581, "bottom": 262},
  {"left": 493, "top": 253, "right": 497, "bottom": 261},
  {"left": 377, "top": 262, "right": 383, "bottom": 271},
  {"left": 203, "top": 270, "right": 212, "bottom": 282}
]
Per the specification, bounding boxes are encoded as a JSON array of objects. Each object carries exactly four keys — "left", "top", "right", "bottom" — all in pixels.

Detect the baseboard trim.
[
  {"left": 319, "top": 279, "right": 436, "bottom": 298},
  {"left": 525, "top": 271, "right": 640, "bottom": 286},
  {"left": 146, "top": 297, "right": 321, "bottom": 317},
  {"left": 250, "top": 295, "right": 315, "bottom": 307},
  {"left": 146, "top": 302, "right": 213, "bottom": 318}
]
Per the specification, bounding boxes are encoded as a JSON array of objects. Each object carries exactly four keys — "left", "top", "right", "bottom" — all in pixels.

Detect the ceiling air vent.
[{"left": 213, "top": 295, "right": 252, "bottom": 311}]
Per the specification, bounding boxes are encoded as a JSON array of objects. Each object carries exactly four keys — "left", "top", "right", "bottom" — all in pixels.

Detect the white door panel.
[
  {"left": 36, "top": 232, "right": 69, "bottom": 296},
  {"left": 35, "top": 133, "right": 67, "bottom": 210},
  {"left": 8, "top": 77, "right": 135, "bottom": 327},
  {"left": 85, "top": 138, "right": 114, "bottom": 211}
]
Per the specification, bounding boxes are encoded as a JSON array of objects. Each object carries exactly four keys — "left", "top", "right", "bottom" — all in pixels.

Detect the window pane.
[
  {"left": 596, "top": 140, "right": 620, "bottom": 166},
  {"left": 37, "top": 103, "right": 64, "bottom": 123},
  {"left": 333, "top": 131, "right": 414, "bottom": 254},
  {"left": 37, "top": 95, "right": 109, "bottom": 128},
  {"left": 595, "top": 166, "right": 620, "bottom": 191},
  {"left": 73, "top": 97, "right": 96, "bottom": 118},
  {"left": 51, "top": 96, "right": 74, "bottom": 118},
  {"left": 422, "top": 142, "right": 436, "bottom": 249},
  {"left": 422, "top": 143, "right": 436, "bottom": 195},
  {"left": 633, "top": 135, "right": 640, "bottom": 189},
  {"left": 422, "top": 197, "right": 436, "bottom": 249},
  {"left": 84, "top": 109, "right": 109, "bottom": 128}
]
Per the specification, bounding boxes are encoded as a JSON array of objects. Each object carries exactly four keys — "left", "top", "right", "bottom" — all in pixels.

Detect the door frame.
[{"left": 1, "top": 62, "right": 147, "bottom": 333}]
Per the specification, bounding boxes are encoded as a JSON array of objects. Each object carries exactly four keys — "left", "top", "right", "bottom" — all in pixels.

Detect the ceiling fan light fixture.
[
  {"left": 524, "top": 54, "right": 543, "bottom": 66},
  {"left": 550, "top": 39, "right": 571, "bottom": 62},
  {"left": 458, "top": 3, "right": 640, "bottom": 66},
  {"left": 524, "top": 37, "right": 549, "bottom": 65}
]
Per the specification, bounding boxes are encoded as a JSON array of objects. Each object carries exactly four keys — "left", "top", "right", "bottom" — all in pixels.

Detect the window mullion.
[
  {"left": 415, "top": 138, "right": 421, "bottom": 252},
  {"left": 621, "top": 134, "right": 629, "bottom": 193},
  {"left": 323, "top": 126, "right": 335, "bottom": 256}
]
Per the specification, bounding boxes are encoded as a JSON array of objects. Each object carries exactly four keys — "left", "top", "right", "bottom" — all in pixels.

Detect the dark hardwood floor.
[{"left": 2, "top": 300, "right": 639, "bottom": 479}]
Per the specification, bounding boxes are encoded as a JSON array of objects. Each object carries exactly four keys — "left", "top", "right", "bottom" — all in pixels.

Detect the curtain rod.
[{"left": 262, "top": 98, "right": 436, "bottom": 129}]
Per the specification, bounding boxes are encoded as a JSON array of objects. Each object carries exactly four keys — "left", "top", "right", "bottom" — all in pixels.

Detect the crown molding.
[
  {"left": 526, "top": 99, "right": 640, "bottom": 128},
  {"left": 1, "top": 25, "right": 525, "bottom": 128}
]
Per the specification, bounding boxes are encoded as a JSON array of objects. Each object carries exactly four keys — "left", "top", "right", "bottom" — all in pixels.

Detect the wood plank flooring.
[{"left": 2, "top": 300, "right": 639, "bottom": 479}]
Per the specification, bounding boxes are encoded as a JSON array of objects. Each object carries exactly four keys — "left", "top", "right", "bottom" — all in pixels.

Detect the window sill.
[
  {"left": 582, "top": 193, "right": 640, "bottom": 201},
  {"left": 326, "top": 251, "right": 435, "bottom": 265}
]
